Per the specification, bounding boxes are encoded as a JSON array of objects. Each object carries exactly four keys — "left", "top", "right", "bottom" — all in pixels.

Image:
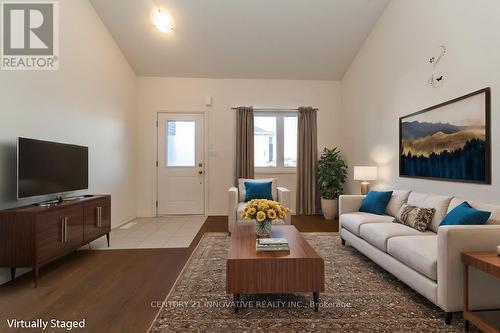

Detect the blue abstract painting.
[{"left": 400, "top": 89, "right": 490, "bottom": 183}]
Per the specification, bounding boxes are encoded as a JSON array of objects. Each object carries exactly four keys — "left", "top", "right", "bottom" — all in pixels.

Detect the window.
[
  {"left": 254, "top": 116, "right": 277, "bottom": 167},
  {"left": 166, "top": 121, "right": 195, "bottom": 166},
  {"left": 254, "top": 112, "right": 297, "bottom": 171},
  {"left": 284, "top": 116, "right": 297, "bottom": 167}
]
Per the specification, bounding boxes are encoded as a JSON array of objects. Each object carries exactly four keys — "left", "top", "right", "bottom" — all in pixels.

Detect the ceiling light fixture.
[{"left": 153, "top": 9, "right": 174, "bottom": 33}]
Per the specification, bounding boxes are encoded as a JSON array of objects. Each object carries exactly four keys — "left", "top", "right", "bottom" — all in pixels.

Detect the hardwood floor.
[
  {"left": 292, "top": 214, "right": 339, "bottom": 232},
  {"left": 206, "top": 214, "right": 339, "bottom": 233},
  {"left": 0, "top": 215, "right": 337, "bottom": 333}
]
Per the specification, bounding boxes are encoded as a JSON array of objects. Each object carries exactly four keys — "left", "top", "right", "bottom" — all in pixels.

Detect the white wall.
[
  {"left": 137, "top": 77, "right": 342, "bottom": 216},
  {"left": 0, "top": 0, "right": 137, "bottom": 284},
  {"left": 341, "top": 0, "right": 500, "bottom": 203}
]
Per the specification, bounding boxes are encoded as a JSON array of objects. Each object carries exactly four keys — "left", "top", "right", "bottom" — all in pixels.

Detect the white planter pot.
[{"left": 320, "top": 197, "right": 338, "bottom": 220}]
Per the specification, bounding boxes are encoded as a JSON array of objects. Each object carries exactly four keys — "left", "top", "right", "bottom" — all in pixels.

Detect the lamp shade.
[{"left": 354, "top": 166, "right": 378, "bottom": 181}]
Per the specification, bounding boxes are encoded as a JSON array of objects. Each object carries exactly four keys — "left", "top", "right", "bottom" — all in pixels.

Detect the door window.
[{"left": 166, "top": 121, "right": 196, "bottom": 167}]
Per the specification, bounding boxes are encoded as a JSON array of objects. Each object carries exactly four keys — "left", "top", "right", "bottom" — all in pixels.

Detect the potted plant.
[{"left": 315, "top": 147, "right": 348, "bottom": 220}]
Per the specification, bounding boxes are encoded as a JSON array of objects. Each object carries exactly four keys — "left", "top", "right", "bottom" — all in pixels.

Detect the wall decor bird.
[{"left": 428, "top": 45, "right": 446, "bottom": 88}]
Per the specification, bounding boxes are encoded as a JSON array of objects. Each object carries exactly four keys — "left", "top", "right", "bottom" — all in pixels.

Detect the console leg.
[
  {"left": 10, "top": 268, "right": 15, "bottom": 281},
  {"left": 464, "top": 319, "right": 470, "bottom": 332},
  {"left": 106, "top": 233, "right": 110, "bottom": 247},
  {"left": 313, "top": 292, "right": 319, "bottom": 312},
  {"left": 341, "top": 238, "right": 345, "bottom": 246},
  {"left": 234, "top": 293, "right": 240, "bottom": 313},
  {"left": 445, "top": 312, "right": 452, "bottom": 325},
  {"left": 33, "top": 266, "right": 39, "bottom": 288}
]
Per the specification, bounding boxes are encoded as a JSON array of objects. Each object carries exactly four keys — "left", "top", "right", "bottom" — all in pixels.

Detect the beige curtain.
[
  {"left": 235, "top": 106, "right": 254, "bottom": 181},
  {"left": 296, "top": 106, "right": 318, "bottom": 215}
]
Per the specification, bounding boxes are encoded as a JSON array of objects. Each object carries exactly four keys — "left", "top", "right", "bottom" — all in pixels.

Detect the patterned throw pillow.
[{"left": 394, "top": 204, "right": 436, "bottom": 232}]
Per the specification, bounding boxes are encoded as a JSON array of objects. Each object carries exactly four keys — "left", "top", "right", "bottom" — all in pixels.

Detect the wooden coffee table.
[{"left": 226, "top": 225, "right": 325, "bottom": 312}]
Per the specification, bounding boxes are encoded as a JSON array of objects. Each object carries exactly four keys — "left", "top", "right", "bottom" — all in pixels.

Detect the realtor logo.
[{"left": 1, "top": 1, "right": 59, "bottom": 70}]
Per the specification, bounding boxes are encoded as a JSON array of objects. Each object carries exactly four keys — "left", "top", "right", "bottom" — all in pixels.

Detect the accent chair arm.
[
  {"left": 339, "top": 195, "right": 365, "bottom": 216},
  {"left": 228, "top": 187, "right": 239, "bottom": 234},
  {"left": 277, "top": 187, "right": 291, "bottom": 225},
  {"left": 437, "top": 224, "right": 500, "bottom": 312}
]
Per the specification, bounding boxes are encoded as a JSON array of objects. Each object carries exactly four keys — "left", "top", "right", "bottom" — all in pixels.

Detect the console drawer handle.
[
  {"left": 61, "top": 217, "right": 68, "bottom": 243},
  {"left": 96, "top": 207, "right": 102, "bottom": 227},
  {"left": 61, "top": 218, "right": 65, "bottom": 243},
  {"left": 64, "top": 217, "right": 68, "bottom": 242}
]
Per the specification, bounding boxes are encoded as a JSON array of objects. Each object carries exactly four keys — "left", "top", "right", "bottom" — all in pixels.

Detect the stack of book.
[{"left": 256, "top": 238, "right": 289, "bottom": 252}]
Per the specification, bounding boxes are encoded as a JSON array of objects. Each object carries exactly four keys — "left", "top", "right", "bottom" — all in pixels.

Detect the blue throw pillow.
[
  {"left": 359, "top": 191, "right": 393, "bottom": 215},
  {"left": 440, "top": 201, "right": 491, "bottom": 226},
  {"left": 244, "top": 181, "right": 273, "bottom": 201}
]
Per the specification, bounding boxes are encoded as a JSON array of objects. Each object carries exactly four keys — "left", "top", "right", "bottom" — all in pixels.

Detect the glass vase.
[{"left": 255, "top": 219, "right": 272, "bottom": 238}]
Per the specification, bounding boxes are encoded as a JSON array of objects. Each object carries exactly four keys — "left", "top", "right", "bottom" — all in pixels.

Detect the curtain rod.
[{"left": 231, "top": 107, "right": 318, "bottom": 111}]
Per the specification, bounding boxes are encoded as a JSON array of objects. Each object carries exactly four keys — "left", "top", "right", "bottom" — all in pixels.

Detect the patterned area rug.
[{"left": 150, "top": 233, "right": 467, "bottom": 332}]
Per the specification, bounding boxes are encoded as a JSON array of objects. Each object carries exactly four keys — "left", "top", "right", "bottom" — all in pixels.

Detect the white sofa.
[
  {"left": 339, "top": 190, "right": 500, "bottom": 324},
  {"left": 228, "top": 178, "right": 291, "bottom": 235}
]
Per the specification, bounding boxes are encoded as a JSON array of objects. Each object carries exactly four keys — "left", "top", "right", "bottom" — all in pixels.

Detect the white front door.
[{"left": 157, "top": 113, "right": 205, "bottom": 215}]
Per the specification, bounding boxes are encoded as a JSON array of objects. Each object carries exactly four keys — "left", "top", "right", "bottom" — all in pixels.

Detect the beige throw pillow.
[{"left": 394, "top": 203, "right": 436, "bottom": 232}]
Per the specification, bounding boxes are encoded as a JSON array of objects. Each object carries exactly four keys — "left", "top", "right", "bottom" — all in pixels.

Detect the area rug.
[{"left": 150, "top": 233, "right": 468, "bottom": 332}]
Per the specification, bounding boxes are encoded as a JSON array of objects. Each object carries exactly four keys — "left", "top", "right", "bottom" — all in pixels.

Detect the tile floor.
[{"left": 84, "top": 215, "right": 206, "bottom": 250}]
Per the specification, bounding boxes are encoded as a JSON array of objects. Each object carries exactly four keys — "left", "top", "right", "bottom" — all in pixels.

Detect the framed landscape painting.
[{"left": 399, "top": 88, "right": 491, "bottom": 184}]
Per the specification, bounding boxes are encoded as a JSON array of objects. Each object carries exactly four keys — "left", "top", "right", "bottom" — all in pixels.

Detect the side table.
[{"left": 462, "top": 252, "right": 500, "bottom": 333}]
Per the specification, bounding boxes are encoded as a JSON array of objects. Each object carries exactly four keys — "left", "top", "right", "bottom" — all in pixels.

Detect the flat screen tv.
[{"left": 17, "top": 137, "right": 88, "bottom": 199}]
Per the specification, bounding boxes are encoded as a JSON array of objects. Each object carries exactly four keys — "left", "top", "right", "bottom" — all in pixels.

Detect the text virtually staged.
[{"left": 6, "top": 319, "right": 87, "bottom": 331}]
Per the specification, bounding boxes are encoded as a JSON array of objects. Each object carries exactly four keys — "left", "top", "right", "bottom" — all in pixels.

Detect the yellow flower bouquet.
[{"left": 241, "top": 199, "right": 290, "bottom": 237}]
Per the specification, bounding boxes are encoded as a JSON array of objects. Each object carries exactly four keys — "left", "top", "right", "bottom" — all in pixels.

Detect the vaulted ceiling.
[{"left": 90, "top": 0, "right": 389, "bottom": 80}]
